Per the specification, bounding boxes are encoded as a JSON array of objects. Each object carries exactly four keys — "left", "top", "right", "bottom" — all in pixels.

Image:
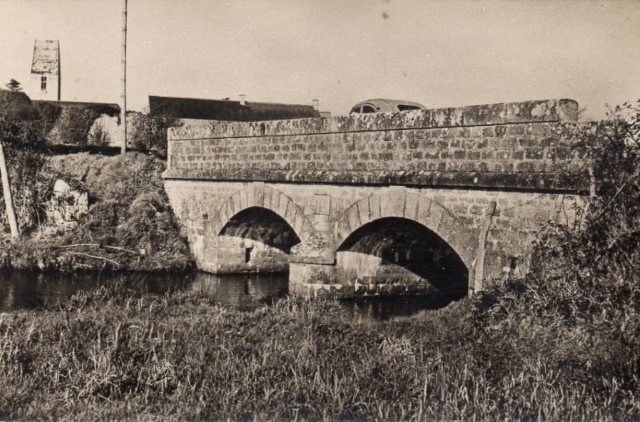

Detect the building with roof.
[
  {"left": 30, "top": 39, "right": 60, "bottom": 101},
  {"left": 148, "top": 95, "right": 320, "bottom": 121}
]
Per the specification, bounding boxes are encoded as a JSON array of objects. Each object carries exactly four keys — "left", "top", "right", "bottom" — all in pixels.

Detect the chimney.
[
  {"left": 312, "top": 98, "right": 319, "bottom": 111},
  {"left": 239, "top": 94, "right": 246, "bottom": 105}
]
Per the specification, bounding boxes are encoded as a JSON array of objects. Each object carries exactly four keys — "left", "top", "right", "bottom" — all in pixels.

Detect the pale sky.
[{"left": 1, "top": 0, "right": 639, "bottom": 119}]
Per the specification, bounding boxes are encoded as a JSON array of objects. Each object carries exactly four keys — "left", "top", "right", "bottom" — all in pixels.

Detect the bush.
[
  {"left": 467, "top": 100, "right": 640, "bottom": 418},
  {"left": 127, "top": 111, "right": 180, "bottom": 157},
  {"left": 48, "top": 107, "right": 100, "bottom": 146},
  {"left": 0, "top": 153, "right": 192, "bottom": 271},
  {"left": 0, "top": 91, "right": 50, "bottom": 235},
  {"left": 54, "top": 153, "right": 192, "bottom": 271}
]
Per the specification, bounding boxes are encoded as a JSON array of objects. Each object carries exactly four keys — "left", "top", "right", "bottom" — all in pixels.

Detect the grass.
[{"left": 0, "top": 274, "right": 638, "bottom": 420}]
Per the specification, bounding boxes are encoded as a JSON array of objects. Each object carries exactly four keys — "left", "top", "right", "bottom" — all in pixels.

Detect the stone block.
[
  {"left": 347, "top": 205, "right": 361, "bottom": 231},
  {"left": 381, "top": 187, "right": 406, "bottom": 217},
  {"left": 404, "top": 192, "right": 420, "bottom": 220},
  {"left": 289, "top": 262, "right": 338, "bottom": 285},
  {"left": 276, "top": 192, "right": 289, "bottom": 217},
  {"left": 368, "top": 195, "right": 382, "bottom": 221},
  {"left": 421, "top": 201, "right": 444, "bottom": 232},
  {"left": 357, "top": 199, "right": 370, "bottom": 224}
]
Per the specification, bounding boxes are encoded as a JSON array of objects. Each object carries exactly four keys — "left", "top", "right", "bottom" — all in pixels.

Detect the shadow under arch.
[
  {"left": 218, "top": 206, "right": 301, "bottom": 253},
  {"left": 337, "top": 217, "right": 468, "bottom": 299}
]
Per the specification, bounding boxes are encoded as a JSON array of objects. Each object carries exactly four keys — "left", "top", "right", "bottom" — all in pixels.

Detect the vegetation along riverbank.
[
  {"left": 0, "top": 103, "right": 639, "bottom": 419},
  {"left": 0, "top": 89, "right": 190, "bottom": 272},
  {"left": 0, "top": 152, "right": 192, "bottom": 272}
]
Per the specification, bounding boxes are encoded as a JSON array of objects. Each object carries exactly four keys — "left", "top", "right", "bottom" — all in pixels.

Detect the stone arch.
[
  {"left": 336, "top": 217, "right": 469, "bottom": 298},
  {"left": 219, "top": 207, "right": 302, "bottom": 253},
  {"left": 334, "top": 188, "right": 476, "bottom": 267},
  {"left": 206, "top": 183, "right": 313, "bottom": 244}
]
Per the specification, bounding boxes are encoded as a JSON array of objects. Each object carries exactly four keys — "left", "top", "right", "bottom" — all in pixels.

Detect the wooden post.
[
  {"left": 472, "top": 201, "right": 496, "bottom": 294},
  {"left": 0, "top": 138, "right": 20, "bottom": 240},
  {"left": 120, "top": 0, "right": 128, "bottom": 154},
  {"left": 588, "top": 164, "right": 596, "bottom": 198}
]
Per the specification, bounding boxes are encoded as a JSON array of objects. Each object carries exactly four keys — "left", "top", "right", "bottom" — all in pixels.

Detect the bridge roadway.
[{"left": 163, "top": 99, "right": 588, "bottom": 300}]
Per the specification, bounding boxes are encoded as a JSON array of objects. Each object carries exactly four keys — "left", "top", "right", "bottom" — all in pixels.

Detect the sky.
[{"left": 0, "top": 0, "right": 639, "bottom": 119}]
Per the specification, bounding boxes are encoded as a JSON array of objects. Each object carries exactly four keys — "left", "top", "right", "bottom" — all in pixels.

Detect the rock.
[{"left": 45, "top": 179, "right": 89, "bottom": 228}]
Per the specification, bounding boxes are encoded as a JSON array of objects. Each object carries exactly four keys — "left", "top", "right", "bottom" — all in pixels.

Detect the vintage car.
[{"left": 349, "top": 98, "right": 426, "bottom": 114}]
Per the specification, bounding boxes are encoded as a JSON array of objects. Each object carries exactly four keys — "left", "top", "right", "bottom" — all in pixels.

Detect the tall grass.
[{"left": 0, "top": 276, "right": 638, "bottom": 420}]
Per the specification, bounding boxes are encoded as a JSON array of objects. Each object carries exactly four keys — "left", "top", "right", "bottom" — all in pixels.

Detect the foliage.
[
  {"left": 0, "top": 89, "right": 50, "bottom": 234},
  {"left": 5, "top": 79, "right": 22, "bottom": 92},
  {"left": 31, "top": 101, "right": 62, "bottom": 139},
  {"left": 0, "top": 284, "right": 637, "bottom": 420},
  {"left": 470, "top": 100, "right": 640, "bottom": 419},
  {"left": 52, "top": 153, "right": 191, "bottom": 271},
  {"left": 530, "top": 101, "right": 640, "bottom": 281},
  {"left": 0, "top": 153, "right": 192, "bottom": 271},
  {"left": 128, "top": 110, "right": 180, "bottom": 157},
  {"left": 48, "top": 106, "right": 104, "bottom": 146}
]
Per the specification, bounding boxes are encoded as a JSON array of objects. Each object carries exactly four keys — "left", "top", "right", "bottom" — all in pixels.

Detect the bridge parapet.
[
  {"left": 164, "top": 99, "right": 587, "bottom": 192},
  {"left": 169, "top": 99, "right": 579, "bottom": 138}
]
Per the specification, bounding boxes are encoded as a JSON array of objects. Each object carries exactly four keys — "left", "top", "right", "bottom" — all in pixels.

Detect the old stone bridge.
[{"left": 163, "top": 99, "right": 588, "bottom": 300}]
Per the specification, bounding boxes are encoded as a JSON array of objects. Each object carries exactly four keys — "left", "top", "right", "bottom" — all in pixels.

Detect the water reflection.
[
  {"left": 0, "top": 270, "right": 287, "bottom": 312},
  {"left": 190, "top": 272, "right": 288, "bottom": 308},
  {"left": 342, "top": 295, "right": 453, "bottom": 321},
  {"left": 0, "top": 270, "right": 450, "bottom": 319},
  {"left": 0, "top": 270, "right": 192, "bottom": 311}
]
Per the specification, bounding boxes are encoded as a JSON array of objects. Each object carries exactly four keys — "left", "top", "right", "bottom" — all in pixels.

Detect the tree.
[
  {"left": 5, "top": 79, "right": 22, "bottom": 92},
  {"left": 127, "top": 109, "right": 180, "bottom": 157},
  {"left": 0, "top": 89, "right": 29, "bottom": 239},
  {"left": 0, "top": 89, "right": 48, "bottom": 239}
]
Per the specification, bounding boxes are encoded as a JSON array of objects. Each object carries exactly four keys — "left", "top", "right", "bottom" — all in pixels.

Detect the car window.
[
  {"left": 361, "top": 105, "right": 376, "bottom": 113},
  {"left": 397, "top": 105, "right": 421, "bottom": 111},
  {"left": 350, "top": 106, "right": 362, "bottom": 114}
]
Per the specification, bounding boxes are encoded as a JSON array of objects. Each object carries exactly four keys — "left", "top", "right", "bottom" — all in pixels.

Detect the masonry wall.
[
  {"left": 165, "top": 99, "right": 587, "bottom": 193},
  {"left": 164, "top": 180, "right": 582, "bottom": 294}
]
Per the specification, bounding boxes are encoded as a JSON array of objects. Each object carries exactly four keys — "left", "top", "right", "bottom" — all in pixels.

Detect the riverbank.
[
  {"left": 0, "top": 152, "right": 193, "bottom": 272},
  {"left": 0, "top": 272, "right": 638, "bottom": 420}
]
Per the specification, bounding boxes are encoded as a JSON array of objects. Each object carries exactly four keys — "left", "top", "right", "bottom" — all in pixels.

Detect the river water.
[{"left": 0, "top": 271, "right": 452, "bottom": 320}]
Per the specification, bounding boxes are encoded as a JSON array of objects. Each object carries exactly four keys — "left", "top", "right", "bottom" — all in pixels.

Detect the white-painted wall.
[{"left": 29, "top": 72, "right": 59, "bottom": 101}]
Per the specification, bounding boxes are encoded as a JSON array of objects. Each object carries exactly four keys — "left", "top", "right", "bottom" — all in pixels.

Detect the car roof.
[{"left": 352, "top": 98, "right": 426, "bottom": 109}]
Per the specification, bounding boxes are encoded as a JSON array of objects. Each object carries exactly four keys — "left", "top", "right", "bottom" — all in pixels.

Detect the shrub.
[
  {"left": 54, "top": 153, "right": 192, "bottom": 271},
  {"left": 127, "top": 111, "right": 180, "bottom": 157},
  {"left": 468, "top": 100, "right": 640, "bottom": 418},
  {"left": 0, "top": 91, "right": 50, "bottom": 235},
  {"left": 0, "top": 152, "right": 192, "bottom": 271}
]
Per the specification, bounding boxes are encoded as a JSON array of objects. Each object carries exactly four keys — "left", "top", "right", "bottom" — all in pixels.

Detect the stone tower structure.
[{"left": 30, "top": 40, "right": 60, "bottom": 101}]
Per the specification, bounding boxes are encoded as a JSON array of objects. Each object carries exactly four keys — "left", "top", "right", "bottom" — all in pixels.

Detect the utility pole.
[
  {"left": 120, "top": 0, "right": 128, "bottom": 154},
  {"left": 0, "top": 137, "right": 20, "bottom": 240}
]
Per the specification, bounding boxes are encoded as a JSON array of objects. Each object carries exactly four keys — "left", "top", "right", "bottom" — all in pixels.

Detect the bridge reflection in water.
[
  {"left": 189, "top": 272, "right": 288, "bottom": 308},
  {"left": 0, "top": 271, "right": 450, "bottom": 319}
]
